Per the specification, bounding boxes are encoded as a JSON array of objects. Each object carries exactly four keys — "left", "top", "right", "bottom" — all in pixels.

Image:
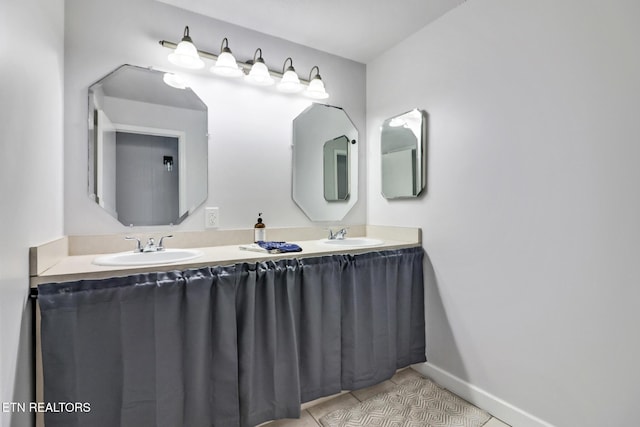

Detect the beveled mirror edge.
[{"left": 380, "top": 108, "right": 428, "bottom": 200}]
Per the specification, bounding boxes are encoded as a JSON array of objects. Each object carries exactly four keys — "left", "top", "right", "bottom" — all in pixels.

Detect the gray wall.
[
  {"left": 0, "top": 1, "right": 65, "bottom": 426},
  {"left": 367, "top": 1, "right": 640, "bottom": 426},
  {"left": 116, "top": 132, "right": 180, "bottom": 226},
  {"left": 64, "top": 0, "right": 366, "bottom": 234}
]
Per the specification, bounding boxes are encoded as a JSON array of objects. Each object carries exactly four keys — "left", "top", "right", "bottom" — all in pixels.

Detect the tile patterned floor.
[{"left": 263, "top": 368, "right": 511, "bottom": 427}]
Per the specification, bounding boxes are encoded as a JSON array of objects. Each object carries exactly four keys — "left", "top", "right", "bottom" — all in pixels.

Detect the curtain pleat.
[
  {"left": 235, "top": 260, "right": 302, "bottom": 426},
  {"left": 39, "top": 247, "right": 425, "bottom": 427},
  {"left": 296, "top": 256, "right": 342, "bottom": 403}
]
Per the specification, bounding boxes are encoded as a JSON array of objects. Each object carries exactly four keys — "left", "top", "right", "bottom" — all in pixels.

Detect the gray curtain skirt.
[{"left": 38, "top": 247, "right": 426, "bottom": 427}]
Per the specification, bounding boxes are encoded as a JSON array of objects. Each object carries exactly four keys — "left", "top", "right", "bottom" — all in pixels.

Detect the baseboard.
[{"left": 412, "top": 362, "right": 555, "bottom": 427}]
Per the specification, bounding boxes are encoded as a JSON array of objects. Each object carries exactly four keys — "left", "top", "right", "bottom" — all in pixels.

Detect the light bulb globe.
[
  {"left": 211, "top": 51, "right": 243, "bottom": 77},
  {"left": 245, "top": 61, "right": 274, "bottom": 86},
  {"left": 304, "top": 78, "right": 329, "bottom": 99},
  {"left": 162, "top": 73, "right": 188, "bottom": 89},
  {"left": 277, "top": 69, "right": 303, "bottom": 93},
  {"left": 168, "top": 40, "right": 204, "bottom": 69}
]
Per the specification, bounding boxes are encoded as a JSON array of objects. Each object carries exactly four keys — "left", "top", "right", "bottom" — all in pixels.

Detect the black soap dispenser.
[{"left": 254, "top": 213, "right": 266, "bottom": 243}]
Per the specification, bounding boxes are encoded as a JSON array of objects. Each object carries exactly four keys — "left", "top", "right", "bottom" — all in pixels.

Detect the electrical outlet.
[{"left": 205, "top": 207, "right": 219, "bottom": 228}]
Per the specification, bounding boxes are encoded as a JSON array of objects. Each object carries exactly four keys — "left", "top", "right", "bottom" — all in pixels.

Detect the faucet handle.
[
  {"left": 158, "top": 235, "right": 173, "bottom": 250},
  {"left": 124, "top": 236, "right": 142, "bottom": 252},
  {"left": 328, "top": 227, "right": 348, "bottom": 240}
]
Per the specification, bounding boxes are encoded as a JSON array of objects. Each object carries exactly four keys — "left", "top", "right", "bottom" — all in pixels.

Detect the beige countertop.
[{"left": 30, "top": 226, "right": 421, "bottom": 286}]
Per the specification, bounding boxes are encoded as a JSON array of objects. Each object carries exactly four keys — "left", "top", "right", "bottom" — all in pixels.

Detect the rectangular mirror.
[{"left": 381, "top": 109, "right": 427, "bottom": 199}]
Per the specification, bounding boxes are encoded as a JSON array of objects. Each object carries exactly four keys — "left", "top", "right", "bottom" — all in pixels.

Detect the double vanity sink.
[
  {"left": 29, "top": 226, "right": 421, "bottom": 286},
  {"left": 92, "top": 237, "right": 386, "bottom": 267}
]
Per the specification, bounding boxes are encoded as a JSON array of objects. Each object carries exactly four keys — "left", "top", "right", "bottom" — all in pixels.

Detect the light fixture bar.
[{"left": 159, "top": 39, "right": 311, "bottom": 83}]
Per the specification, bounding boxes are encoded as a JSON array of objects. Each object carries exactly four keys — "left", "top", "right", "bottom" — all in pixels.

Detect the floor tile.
[
  {"left": 351, "top": 379, "right": 397, "bottom": 402},
  {"left": 389, "top": 367, "right": 424, "bottom": 384},
  {"left": 483, "top": 417, "right": 512, "bottom": 427},
  {"left": 301, "top": 391, "right": 350, "bottom": 411},
  {"left": 263, "top": 410, "right": 320, "bottom": 427},
  {"left": 307, "top": 393, "right": 360, "bottom": 422},
  {"left": 262, "top": 369, "right": 509, "bottom": 427}
]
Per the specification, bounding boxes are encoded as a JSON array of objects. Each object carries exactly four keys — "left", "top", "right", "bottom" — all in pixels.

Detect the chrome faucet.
[
  {"left": 328, "top": 228, "right": 348, "bottom": 240},
  {"left": 158, "top": 235, "right": 173, "bottom": 250},
  {"left": 142, "top": 237, "right": 157, "bottom": 252},
  {"left": 125, "top": 236, "right": 143, "bottom": 252},
  {"left": 125, "top": 235, "right": 173, "bottom": 253}
]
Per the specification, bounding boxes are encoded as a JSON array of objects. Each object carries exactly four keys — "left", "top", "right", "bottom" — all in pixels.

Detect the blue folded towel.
[{"left": 256, "top": 241, "right": 302, "bottom": 253}]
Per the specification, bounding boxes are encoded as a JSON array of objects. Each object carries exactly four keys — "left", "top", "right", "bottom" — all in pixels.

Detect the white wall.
[
  {"left": 64, "top": 0, "right": 366, "bottom": 235},
  {"left": 0, "top": 1, "right": 65, "bottom": 426},
  {"left": 367, "top": 1, "right": 640, "bottom": 426}
]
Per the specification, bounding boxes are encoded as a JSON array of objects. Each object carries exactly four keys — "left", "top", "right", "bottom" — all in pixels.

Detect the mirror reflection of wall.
[
  {"left": 323, "top": 135, "right": 350, "bottom": 201},
  {"left": 88, "top": 65, "right": 208, "bottom": 226},
  {"left": 292, "top": 103, "right": 358, "bottom": 221},
  {"left": 115, "top": 132, "right": 180, "bottom": 226},
  {"left": 380, "top": 109, "right": 427, "bottom": 199}
]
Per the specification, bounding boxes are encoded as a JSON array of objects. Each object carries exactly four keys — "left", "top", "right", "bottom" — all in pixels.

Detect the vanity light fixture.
[
  {"left": 211, "top": 38, "right": 243, "bottom": 77},
  {"left": 245, "top": 48, "right": 275, "bottom": 86},
  {"left": 162, "top": 72, "right": 188, "bottom": 89},
  {"left": 160, "top": 28, "right": 331, "bottom": 99},
  {"left": 277, "top": 57, "right": 304, "bottom": 93},
  {"left": 167, "top": 26, "right": 205, "bottom": 70},
  {"left": 304, "top": 66, "right": 329, "bottom": 99}
]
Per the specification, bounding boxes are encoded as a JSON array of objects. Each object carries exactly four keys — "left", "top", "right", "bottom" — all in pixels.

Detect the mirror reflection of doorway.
[
  {"left": 115, "top": 132, "right": 179, "bottom": 226},
  {"left": 323, "top": 135, "right": 350, "bottom": 201},
  {"left": 334, "top": 150, "right": 349, "bottom": 200}
]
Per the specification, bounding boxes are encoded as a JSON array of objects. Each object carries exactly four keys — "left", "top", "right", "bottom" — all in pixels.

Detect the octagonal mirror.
[
  {"left": 292, "top": 103, "right": 358, "bottom": 221},
  {"left": 88, "top": 65, "right": 208, "bottom": 226},
  {"left": 381, "top": 109, "right": 427, "bottom": 199}
]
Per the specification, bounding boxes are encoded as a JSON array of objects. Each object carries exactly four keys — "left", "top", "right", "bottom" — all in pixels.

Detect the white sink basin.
[
  {"left": 92, "top": 248, "right": 203, "bottom": 266},
  {"left": 319, "top": 237, "right": 384, "bottom": 248}
]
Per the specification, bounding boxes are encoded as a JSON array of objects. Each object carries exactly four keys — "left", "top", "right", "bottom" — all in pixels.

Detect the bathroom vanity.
[
  {"left": 30, "top": 226, "right": 424, "bottom": 427},
  {"left": 30, "top": 225, "right": 419, "bottom": 285},
  {"left": 40, "top": 52, "right": 433, "bottom": 426}
]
